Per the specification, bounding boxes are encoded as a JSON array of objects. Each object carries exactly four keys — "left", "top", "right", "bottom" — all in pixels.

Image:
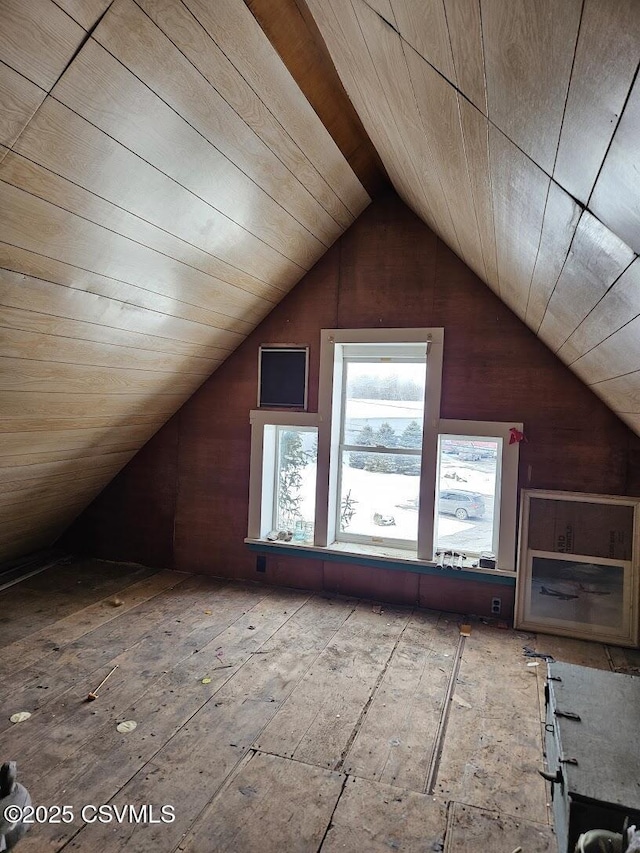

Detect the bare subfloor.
[{"left": 1, "top": 559, "right": 638, "bottom": 852}]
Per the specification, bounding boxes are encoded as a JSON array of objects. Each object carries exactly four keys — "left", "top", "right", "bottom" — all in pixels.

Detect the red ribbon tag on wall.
[{"left": 509, "top": 427, "right": 526, "bottom": 445}]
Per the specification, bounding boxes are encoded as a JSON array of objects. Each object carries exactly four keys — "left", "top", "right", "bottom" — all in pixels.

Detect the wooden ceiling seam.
[
  {"left": 0, "top": 258, "right": 253, "bottom": 342},
  {"left": 449, "top": 0, "right": 488, "bottom": 115},
  {"left": 90, "top": 5, "right": 341, "bottom": 253},
  {"left": 556, "top": 254, "right": 639, "bottom": 356},
  {"left": 0, "top": 171, "right": 291, "bottom": 306},
  {"left": 0, "top": 325, "right": 224, "bottom": 376},
  {"left": 156, "top": 0, "right": 365, "bottom": 228},
  {"left": 302, "top": 0, "right": 431, "bottom": 232},
  {"left": 544, "top": 0, "right": 585, "bottom": 178},
  {"left": 46, "top": 57, "right": 321, "bottom": 272},
  {"left": 0, "top": 174, "right": 276, "bottom": 328},
  {"left": 585, "top": 58, "right": 640, "bottom": 213},
  {"left": 340, "top": 0, "right": 639, "bottom": 265},
  {"left": 182, "top": 0, "right": 370, "bottom": 217},
  {"left": 345, "top": 0, "right": 465, "bottom": 259},
  {"left": 0, "top": 184, "right": 283, "bottom": 331},
  {"left": 564, "top": 260, "right": 640, "bottom": 372},
  {"left": 522, "top": 179, "right": 555, "bottom": 325},
  {"left": 5, "top": 131, "right": 295, "bottom": 298},
  {"left": 0, "top": 152, "right": 287, "bottom": 309},
  {"left": 0, "top": 0, "right": 372, "bottom": 561},
  {"left": 0, "top": 306, "right": 229, "bottom": 372},
  {"left": 537, "top": 214, "right": 638, "bottom": 348},
  {"left": 400, "top": 35, "right": 484, "bottom": 282},
  {"left": 316, "top": 0, "right": 640, "bottom": 340},
  {"left": 49, "top": 0, "right": 114, "bottom": 32},
  {"left": 220, "top": 0, "right": 370, "bottom": 217},
  {"left": 303, "top": 0, "right": 640, "bottom": 431}
]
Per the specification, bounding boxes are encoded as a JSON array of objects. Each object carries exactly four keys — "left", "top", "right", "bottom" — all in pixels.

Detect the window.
[
  {"left": 316, "top": 329, "right": 442, "bottom": 559},
  {"left": 273, "top": 426, "right": 317, "bottom": 541},
  {"left": 336, "top": 348, "right": 427, "bottom": 549},
  {"left": 247, "top": 412, "right": 318, "bottom": 543},
  {"left": 247, "top": 329, "right": 521, "bottom": 573},
  {"left": 435, "top": 422, "right": 521, "bottom": 571}
]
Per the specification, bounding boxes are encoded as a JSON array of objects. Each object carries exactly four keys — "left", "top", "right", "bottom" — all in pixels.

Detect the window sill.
[{"left": 244, "top": 538, "right": 516, "bottom": 585}]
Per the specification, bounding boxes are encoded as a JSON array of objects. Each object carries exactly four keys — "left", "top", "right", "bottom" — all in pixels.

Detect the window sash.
[
  {"left": 341, "top": 445, "right": 422, "bottom": 455},
  {"left": 336, "top": 354, "right": 426, "bottom": 548}
]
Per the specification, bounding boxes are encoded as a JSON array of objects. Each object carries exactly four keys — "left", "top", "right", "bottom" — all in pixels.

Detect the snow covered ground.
[{"left": 291, "top": 450, "right": 497, "bottom": 553}]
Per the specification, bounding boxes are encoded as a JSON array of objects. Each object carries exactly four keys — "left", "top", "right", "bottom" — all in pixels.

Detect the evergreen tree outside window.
[
  {"left": 337, "top": 356, "right": 426, "bottom": 546},
  {"left": 273, "top": 426, "right": 317, "bottom": 539}
]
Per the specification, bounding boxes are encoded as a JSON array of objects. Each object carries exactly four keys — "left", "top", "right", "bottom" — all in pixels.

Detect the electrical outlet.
[
  {"left": 491, "top": 597, "right": 501, "bottom": 615},
  {"left": 256, "top": 555, "right": 266, "bottom": 573}
]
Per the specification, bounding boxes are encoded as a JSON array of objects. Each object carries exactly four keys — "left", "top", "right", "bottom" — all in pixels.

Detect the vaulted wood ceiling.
[{"left": 1, "top": 0, "right": 639, "bottom": 562}]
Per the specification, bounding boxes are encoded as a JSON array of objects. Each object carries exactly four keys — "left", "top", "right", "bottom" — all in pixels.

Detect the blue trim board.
[{"left": 245, "top": 542, "right": 516, "bottom": 586}]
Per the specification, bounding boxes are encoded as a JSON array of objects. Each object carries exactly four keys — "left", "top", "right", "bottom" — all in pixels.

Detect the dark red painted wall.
[{"left": 61, "top": 193, "right": 640, "bottom": 614}]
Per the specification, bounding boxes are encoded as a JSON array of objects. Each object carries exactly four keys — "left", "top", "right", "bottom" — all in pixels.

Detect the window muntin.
[{"left": 336, "top": 356, "right": 426, "bottom": 548}]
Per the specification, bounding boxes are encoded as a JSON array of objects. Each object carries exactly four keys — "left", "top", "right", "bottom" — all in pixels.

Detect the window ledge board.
[{"left": 244, "top": 538, "right": 516, "bottom": 585}]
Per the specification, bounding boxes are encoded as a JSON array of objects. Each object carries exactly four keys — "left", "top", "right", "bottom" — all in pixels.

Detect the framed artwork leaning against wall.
[{"left": 515, "top": 490, "right": 640, "bottom": 647}]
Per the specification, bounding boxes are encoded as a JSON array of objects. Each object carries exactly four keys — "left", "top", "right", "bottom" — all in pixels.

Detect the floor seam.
[
  {"left": 425, "top": 632, "right": 466, "bottom": 794},
  {"left": 333, "top": 609, "right": 413, "bottom": 772},
  {"left": 316, "top": 772, "right": 350, "bottom": 853}
]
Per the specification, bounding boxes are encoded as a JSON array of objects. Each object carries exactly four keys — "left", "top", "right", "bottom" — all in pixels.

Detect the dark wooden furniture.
[{"left": 544, "top": 662, "right": 640, "bottom": 853}]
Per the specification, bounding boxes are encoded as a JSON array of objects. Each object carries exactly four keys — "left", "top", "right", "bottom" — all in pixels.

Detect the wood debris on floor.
[{"left": 0, "top": 558, "right": 624, "bottom": 851}]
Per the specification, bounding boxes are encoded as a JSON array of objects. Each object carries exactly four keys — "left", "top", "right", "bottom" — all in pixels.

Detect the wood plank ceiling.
[
  {"left": 0, "top": 0, "right": 371, "bottom": 562},
  {"left": 1, "top": 0, "right": 640, "bottom": 564},
  {"left": 303, "top": 0, "right": 640, "bottom": 430}
]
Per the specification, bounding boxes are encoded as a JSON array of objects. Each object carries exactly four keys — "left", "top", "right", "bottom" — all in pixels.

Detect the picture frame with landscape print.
[{"left": 515, "top": 490, "right": 640, "bottom": 647}]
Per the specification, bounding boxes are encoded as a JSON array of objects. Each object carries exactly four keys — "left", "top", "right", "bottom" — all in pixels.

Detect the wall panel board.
[
  {"left": 554, "top": 0, "right": 640, "bottom": 205},
  {"left": 7, "top": 118, "right": 287, "bottom": 302},
  {"left": 0, "top": 61, "right": 46, "bottom": 149},
  {"left": 481, "top": 0, "right": 582, "bottom": 174},
  {"left": 590, "top": 73, "right": 640, "bottom": 254},
  {"left": 0, "top": 267, "right": 245, "bottom": 349},
  {"left": 389, "top": 0, "right": 456, "bottom": 83},
  {"left": 141, "top": 0, "right": 360, "bottom": 227},
  {"left": 443, "top": 0, "right": 486, "bottom": 114},
  {"left": 538, "top": 212, "right": 635, "bottom": 352},
  {"left": 0, "top": 423, "right": 161, "bottom": 458},
  {"left": 525, "top": 182, "right": 580, "bottom": 332},
  {"left": 51, "top": 40, "right": 315, "bottom": 278},
  {"left": 49, "top": 0, "right": 111, "bottom": 32},
  {"left": 573, "top": 317, "right": 640, "bottom": 386},
  {"left": 94, "top": 0, "right": 344, "bottom": 248},
  {"left": 182, "top": 0, "right": 370, "bottom": 216},
  {"left": 559, "top": 258, "right": 640, "bottom": 365},
  {"left": 0, "top": 0, "right": 84, "bottom": 90},
  {"left": 0, "top": 0, "right": 369, "bottom": 563},
  {"left": 0, "top": 153, "right": 279, "bottom": 320},
  {"left": 488, "top": 126, "right": 550, "bottom": 319}
]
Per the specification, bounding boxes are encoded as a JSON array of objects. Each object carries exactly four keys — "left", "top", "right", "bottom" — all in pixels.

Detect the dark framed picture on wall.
[
  {"left": 258, "top": 346, "right": 309, "bottom": 410},
  {"left": 515, "top": 490, "right": 640, "bottom": 647}
]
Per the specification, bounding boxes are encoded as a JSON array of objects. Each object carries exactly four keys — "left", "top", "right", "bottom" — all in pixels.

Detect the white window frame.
[
  {"left": 436, "top": 420, "right": 522, "bottom": 571},
  {"left": 246, "top": 329, "right": 522, "bottom": 575},
  {"left": 334, "top": 345, "right": 428, "bottom": 550},
  {"left": 316, "top": 328, "right": 443, "bottom": 560},
  {"left": 247, "top": 410, "right": 319, "bottom": 540}
]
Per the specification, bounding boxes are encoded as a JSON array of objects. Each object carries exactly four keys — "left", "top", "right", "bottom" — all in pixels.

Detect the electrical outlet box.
[
  {"left": 256, "top": 555, "right": 266, "bottom": 573},
  {"left": 491, "top": 597, "right": 501, "bottom": 615}
]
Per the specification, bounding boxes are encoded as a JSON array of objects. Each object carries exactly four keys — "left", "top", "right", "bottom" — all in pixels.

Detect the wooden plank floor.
[{"left": 0, "top": 558, "right": 625, "bottom": 852}]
